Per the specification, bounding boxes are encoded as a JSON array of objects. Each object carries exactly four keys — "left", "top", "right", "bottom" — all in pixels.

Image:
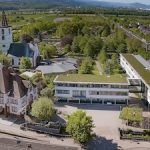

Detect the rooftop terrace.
[
  {"left": 122, "top": 54, "right": 150, "bottom": 87},
  {"left": 54, "top": 74, "right": 128, "bottom": 84}
]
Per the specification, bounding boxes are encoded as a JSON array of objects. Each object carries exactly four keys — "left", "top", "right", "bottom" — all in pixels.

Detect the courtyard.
[{"left": 55, "top": 103, "right": 150, "bottom": 150}]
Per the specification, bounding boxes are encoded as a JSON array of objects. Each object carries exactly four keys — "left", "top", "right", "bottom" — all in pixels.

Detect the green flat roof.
[
  {"left": 122, "top": 54, "right": 150, "bottom": 87},
  {"left": 55, "top": 74, "right": 128, "bottom": 84}
]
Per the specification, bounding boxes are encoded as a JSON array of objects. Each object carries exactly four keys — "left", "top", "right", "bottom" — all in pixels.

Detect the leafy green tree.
[
  {"left": 19, "top": 57, "right": 32, "bottom": 72},
  {"left": 31, "top": 97, "right": 54, "bottom": 121},
  {"left": 31, "top": 72, "right": 47, "bottom": 90},
  {"left": 0, "top": 54, "right": 11, "bottom": 67},
  {"left": 98, "top": 48, "right": 107, "bottom": 64},
  {"left": 40, "top": 87, "right": 53, "bottom": 98},
  {"left": 64, "top": 44, "right": 71, "bottom": 53},
  {"left": 71, "top": 37, "right": 80, "bottom": 53},
  {"left": 104, "top": 61, "right": 113, "bottom": 75},
  {"left": 120, "top": 107, "right": 143, "bottom": 126},
  {"left": 78, "top": 36, "right": 88, "bottom": 52},
  {"left": 40, "top": 43, "right": 57, "bottom": 59},
  {"left": 79, "top": 57, "right": 93, "bottom": 74},
  {"left": 117, "top": 43, "right": 127, "bottom": 53},
  {"left": 101, "top": 25, "right": 111, "bottom": 37},
  {"left": 66, "top": 110, "right": 94, "bottom": 143}
]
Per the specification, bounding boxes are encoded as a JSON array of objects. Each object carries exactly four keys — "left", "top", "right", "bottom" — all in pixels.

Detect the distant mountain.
[
  {"left": 77, "top": 0, "right": 150, "bottom": 9},
  {"left": 0, "top": 0, "right": 150, "bottom": 10}
]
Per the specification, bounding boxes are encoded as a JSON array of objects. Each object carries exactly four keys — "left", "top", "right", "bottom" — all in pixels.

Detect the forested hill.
[
  {"left": 0, "top": 0, "right": 150, "bottom": 10},
  {"left": 0, "top": 0, "right": 82, "bottom": 10}
]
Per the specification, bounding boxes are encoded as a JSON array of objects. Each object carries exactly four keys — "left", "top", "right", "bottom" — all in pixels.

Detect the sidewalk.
[{"left": 95, "top": 60, "right": 103, "bottom": 75}]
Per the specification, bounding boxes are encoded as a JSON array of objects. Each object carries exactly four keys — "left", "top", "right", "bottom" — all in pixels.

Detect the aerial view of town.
[{"left": 0, "top": 0, "right": 150, "bottom": 149}]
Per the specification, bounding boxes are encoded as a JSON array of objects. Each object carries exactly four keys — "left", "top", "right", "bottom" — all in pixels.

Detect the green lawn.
[
  {"left": 55, "top": 74, "right": 128, "bottom": 83},
  {"left": 122, "top": 54, "right": 150, "bottom": 86},
  {"left": 92, "top": 64, "right": 100, "bottom": 75}
]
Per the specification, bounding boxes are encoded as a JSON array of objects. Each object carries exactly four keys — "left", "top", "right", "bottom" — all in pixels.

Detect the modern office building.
[
  {"left": 120, "top": 54, "right": 150, "bottom": 104},
  {"left": 54, "top": 74, "right": 129, "bottom": 104}
]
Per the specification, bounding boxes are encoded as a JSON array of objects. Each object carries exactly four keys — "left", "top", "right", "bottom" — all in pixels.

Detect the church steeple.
[{"left": 1, "top": 11, "right": 8, "bottom": 27}]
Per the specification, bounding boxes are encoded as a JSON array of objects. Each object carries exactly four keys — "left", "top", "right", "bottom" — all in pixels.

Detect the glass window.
[
  {"left": 12, "top": 106, "right": 17, "bottom": 112},
  {"left": 2, "top": 36, "right": 5, "bottom": 40},
  {"left": 2, "top": 29, "right": 4, "bottom": 34}
]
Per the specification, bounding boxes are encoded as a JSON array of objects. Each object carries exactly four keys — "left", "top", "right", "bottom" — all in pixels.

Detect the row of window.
[
  {"left": 72, "top": 90, "right": 86, "bottom": 97},
  {"left": 89, "top": 91, "right": 128, "bottom": 96},
  {"left": 56, "top": 90, "right": 70, "bottom": 94},
  {"left": 56, "top": 83, "right": 128, "bottom": 89},
  {"left": 56, "top": 90, "right": 128, "bottom": 96}
]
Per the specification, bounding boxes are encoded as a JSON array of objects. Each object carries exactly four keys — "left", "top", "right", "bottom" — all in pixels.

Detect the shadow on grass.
[{"left": 84, "top": 136, "right": 122, "bottom": 150}]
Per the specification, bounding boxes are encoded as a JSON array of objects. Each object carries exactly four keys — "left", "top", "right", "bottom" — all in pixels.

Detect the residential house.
[{"left": 0, "top": 64, "right": 38, "bottom": 116}]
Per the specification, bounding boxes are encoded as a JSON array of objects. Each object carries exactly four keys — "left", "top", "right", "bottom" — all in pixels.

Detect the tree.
[
  {"left": 117, "top": 43, "right": 127, "bottom": 53},
  {"left": 64, "top": 44, "right": 71, "bottom": 53},
  {"left": 66, "top": 110, "right": 94, "bottom": 143},
  {"left": 0, "top": 54, "right": 11, "bottom": 67},
  {"left": 101, "top": 25, "right": 111, "bottom": 37},
  {"left": 120, "top": 107, "right": 143, "bottom": 126},
  {"left": 31, "top": 72, "right": 47, "bottom": 91},
  {"left": 98, "top": 48, "right": 107, "bottom": 64},
  {"left": 19, "top": 57, "right": 32, "bottom": 72},
  {"left": 40, "top": 43, "right": 57, "bottom": 59},
  {"left": 71, "top": 37, "right": 80, "bottom": 53},
  {"left": 31, "top": 97, "right": 54, "bottom": 121},
  {"left": 79, "top": 57, "right": 93, "bottom": 74},
  {"left": 40, "top": 87, "right": 53, "bottom": 98}
]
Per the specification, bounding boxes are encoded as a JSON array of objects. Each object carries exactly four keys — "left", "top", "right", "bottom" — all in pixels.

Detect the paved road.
[
  {"left": 0, "top": 134, "right": 78, "bottom": 150},
  {"left": 116, "top": 23, "right": 150, "bottom": 51}
]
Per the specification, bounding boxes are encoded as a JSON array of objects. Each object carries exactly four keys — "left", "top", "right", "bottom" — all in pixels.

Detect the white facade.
[
  {"left": 54, "top": 81, "right": 129, "bottom": 104},
  {"left": 0, "top": 84, "right": 37, "bottom": 115},
  {"left": 120, "top": 54, "right": 150, "bottom": 103},
  {"left": 0, "top": 27, "right": 13, "bottom": 53},
  {"left": 120, "top": 55, "right": 139, "bottom": 79}
]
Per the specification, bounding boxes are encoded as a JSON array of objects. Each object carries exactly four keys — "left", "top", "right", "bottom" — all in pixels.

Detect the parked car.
[{"left": 39, "top": 60, "right": 52, "bottom": 66}]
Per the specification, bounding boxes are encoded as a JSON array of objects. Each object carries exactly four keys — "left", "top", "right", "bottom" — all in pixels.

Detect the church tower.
[{"left": 0, "top": 11, "right": 13, "bottom": 54}]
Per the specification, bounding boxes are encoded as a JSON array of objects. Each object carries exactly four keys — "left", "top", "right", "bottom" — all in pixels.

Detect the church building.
[
  {"left": 0, "top": 11, "right": 13, "bottom": 53},
  {"left": 0, "top": 11, "right": 40, "bottom": 67}
]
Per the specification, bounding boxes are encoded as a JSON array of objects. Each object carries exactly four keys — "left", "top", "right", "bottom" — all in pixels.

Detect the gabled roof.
[
  {"left": 0, "top": 64, "right": 12, "bottom": 93},
  {"left": 7, "top": 43, "right": 34, "bottom": 58},
  {"left": 0, "top": 64, "right": 29, "bottom": 98},
  {"left": 9, "top": 73, "right": 28, "bottom": 99}
]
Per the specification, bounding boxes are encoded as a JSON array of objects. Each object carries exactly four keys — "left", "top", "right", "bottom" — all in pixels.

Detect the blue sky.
[{"left": 96, "top": 0, "right": 150, "bottom": 5}]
